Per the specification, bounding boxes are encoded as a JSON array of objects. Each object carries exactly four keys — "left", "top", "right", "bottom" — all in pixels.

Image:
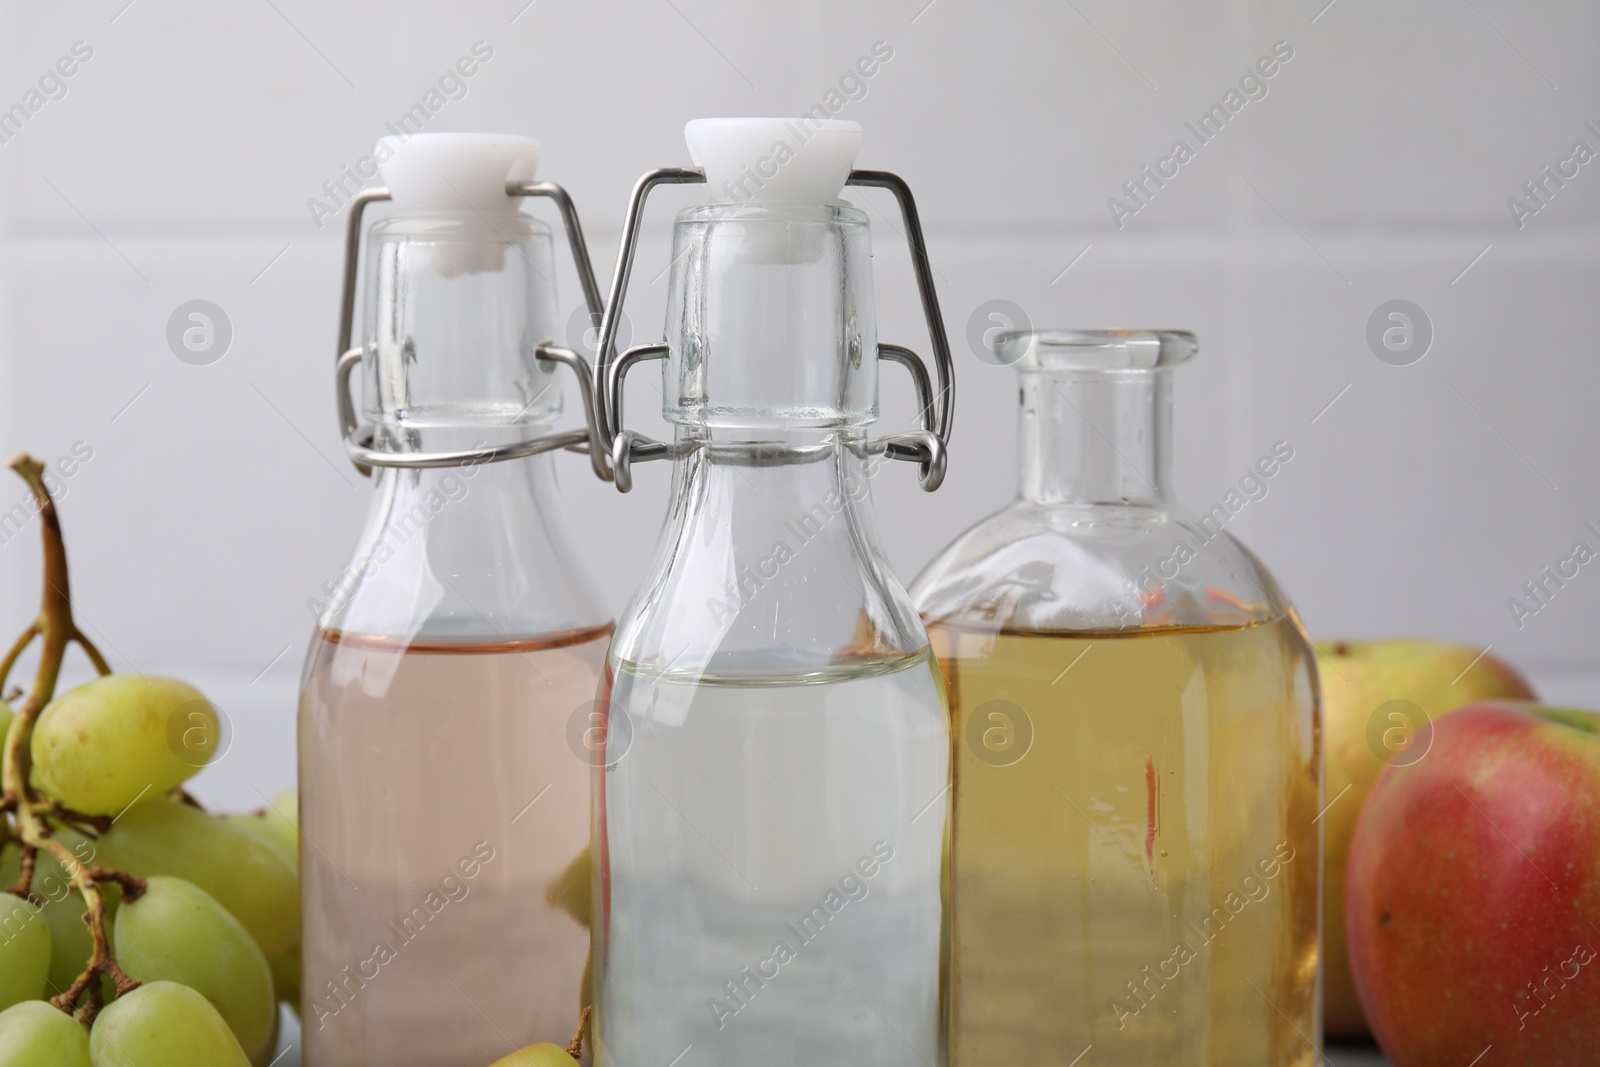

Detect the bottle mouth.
[
  {"left": 672, "top": 201, "right": 869, "bottom": 270},
  {"left": 675, "top": 201, "right": 868, "bottom": 224},
  {"left": 996, "top": 329, "right": 1198, "bottom": 371}
]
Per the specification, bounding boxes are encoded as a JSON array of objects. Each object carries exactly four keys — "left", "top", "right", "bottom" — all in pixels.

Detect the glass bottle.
[
  {"left": 912, "top": 330, "right": 1321, "bottom": 1067},
  {"left": 586, "top": 118, "right": 954, "bottom": 1067},
  {"left": 298, "top": 133, "right": 611, "bottom": 1066}
]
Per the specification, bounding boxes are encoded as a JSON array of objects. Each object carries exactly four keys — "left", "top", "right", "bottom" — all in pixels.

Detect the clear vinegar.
[
  {"left": 594, "top": 650, "right": 950, "bottom": 1067},
  {"left": 928, "top": 617, "right": 1321, "bottom": 1067},
  {"left": 299, "top": 625, "right": 610, "bottom": 1067}
]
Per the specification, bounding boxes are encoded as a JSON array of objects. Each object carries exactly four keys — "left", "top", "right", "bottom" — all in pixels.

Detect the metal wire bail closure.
[
  {"left": 591, "top": 167, "right": 956, "bottom": 492},
  {"left": 333, "top": 181, "right": 608, "bottom": 477}
]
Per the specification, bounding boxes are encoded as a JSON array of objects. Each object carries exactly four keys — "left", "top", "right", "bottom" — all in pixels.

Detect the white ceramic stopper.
[
  {"left": 376, "top": 132, "right": 540, "bottom": 213},
  {"left": 686, "top": 118, "right": 861, "bottom": 205}
]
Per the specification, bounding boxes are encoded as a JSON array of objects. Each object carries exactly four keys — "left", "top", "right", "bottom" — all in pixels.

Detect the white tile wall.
[{"left": 3, "top": 0, "right": 1597, "bottom": 813}]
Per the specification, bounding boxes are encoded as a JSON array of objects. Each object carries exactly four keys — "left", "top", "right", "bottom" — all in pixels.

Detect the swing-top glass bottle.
[
  {"left": 584, "top": 118, "right": 957, "bottom": 1067},
  {"left": 298, "top": 133, "right": 611, "bottom": 1067}
]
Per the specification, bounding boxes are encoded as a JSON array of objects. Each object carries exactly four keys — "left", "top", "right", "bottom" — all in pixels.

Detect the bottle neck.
[
  {"left": 1019, "top": 368, "right": 1174, "bottom": 507},
  {"left": 364, "top": 212, "right": 564, "bottom": 432},
  {"left": 661, "top": 203, "right": 876, "bottom": 429}
]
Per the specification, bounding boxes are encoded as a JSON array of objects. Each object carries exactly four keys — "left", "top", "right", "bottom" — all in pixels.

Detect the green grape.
[
  {"left": 268, "top": 944, "right": 300, "bottom": 1014},
  {"left": 216, "top": 794, "right": 298, "bottom": 1026},
  {"left": 92, "top": 802, "right": 298, "bottom": 958},
  {"left": 545, "top": 844, "right": 591, "bottom": 927},
  {"left": 0, "top": 999, "right": 90, "bottom": 1067},
  {"left": 234, "top": 800, "right": 302, "bottom": 1016},
  {"left": 112, "top": 877, "right": 274, "bottom": 1064},
  {"left": 222, "top": 813, "right": 294, "bottom": 873},
  {"left": 0, "top": 700, "right": 13, "bottom": 746},
  {"left": 88, "top": 981, "right": 250, "bottom": 1067},
  {"left": 261, "top": 790, "right": 297, "bottom": 865},
  {"left": 488, "top": 1043, "right": 575, "bottom": 1067},
  {"left": 30, "top": 676, "right": 218, "bottom": 816},
  {"left": 38, "top": 855, "right": 116, "bottom": 1000},
  {"left": 247, "top": 1008, "right": 279, "bottom": 1067},
  {"left": 40, "top": 900, "right": 106, "bottom": 1001},
  {"left": 2, "top": 833, "right": 108, "bottom": 910},
  {"left": 1, "top": 844, "right": 111, "bottom": 1002},
  {"left": 0, "top": 892, "right": 51, "bottom": 1011}
]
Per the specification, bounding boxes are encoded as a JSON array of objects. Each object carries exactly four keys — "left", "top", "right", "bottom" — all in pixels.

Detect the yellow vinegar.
[{"left": 929, "top": 616, "right": 1321, "bottom": 1067}]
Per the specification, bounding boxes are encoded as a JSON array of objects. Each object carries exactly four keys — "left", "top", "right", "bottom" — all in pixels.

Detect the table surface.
[{"left": 269, "top": 1014, "right": 1395, "bottom": 1065}]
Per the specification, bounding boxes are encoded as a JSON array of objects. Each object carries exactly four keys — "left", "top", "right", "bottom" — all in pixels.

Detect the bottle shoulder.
[
  {"left": 608, "top": 446, "right": 930, "bottom": 676},
  {"left": 910, "top": 499, "right": 1302, "bottom": 635},
  {"left": 311, "top": 463, "right": 611, "bottom": 643}
]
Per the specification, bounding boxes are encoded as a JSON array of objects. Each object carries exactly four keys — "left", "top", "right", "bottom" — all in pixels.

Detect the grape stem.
[
  {"left": 0, "top": 454, "right": 139, "bottom": 1025},
  {"left": 7, "top": 841, "right": 39, "bottom": 905},
  {"left": 566, "top": 1005, "right": 591, "bottom": 1060},
  {"left": 31, "top": 800, "right": 113, "bottom": 839}
]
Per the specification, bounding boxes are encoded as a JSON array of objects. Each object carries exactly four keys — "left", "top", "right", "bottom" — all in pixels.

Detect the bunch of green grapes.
[
  {"left": 3, "top": 675, "right": 301, "bottom": 1066},
  {"left": 0, "top": 453, "right": 300, "bottom": 1067}
]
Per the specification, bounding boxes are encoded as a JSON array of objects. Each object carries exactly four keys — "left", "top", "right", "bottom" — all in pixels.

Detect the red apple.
[
  {"left": 1345, "top": 701, "right": 1600, "bottom": 1066},
  {"left": 1316, "top": 639, "right": 1535, "bottom": 1036}
]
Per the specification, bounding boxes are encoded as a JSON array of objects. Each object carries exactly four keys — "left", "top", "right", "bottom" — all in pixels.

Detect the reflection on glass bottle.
[
  {"left": 298, "top": 134, "right": 610, "bottom": 1066},
  {"left": 591, "top": 119, "right": 951, "bottom": 1067},
  {"left": 912, "top": 330, "right": 1321, "bottom": 1067}
]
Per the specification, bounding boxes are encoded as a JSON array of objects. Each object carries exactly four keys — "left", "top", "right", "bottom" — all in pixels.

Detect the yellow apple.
[{"left": 1314, "top": 639, "right": 1535, "bottom": 1038}]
